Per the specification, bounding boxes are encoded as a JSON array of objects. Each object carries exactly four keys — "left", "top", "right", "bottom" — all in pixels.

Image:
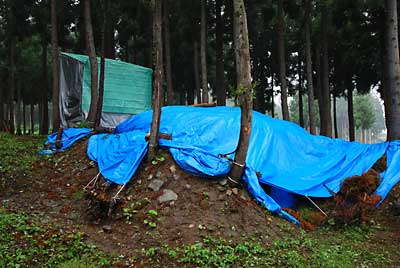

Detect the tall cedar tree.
[
  {"left": 95, "top": 0, "right": 108, "bottom": 128},
  {"left": 51, "top": 0, "right": 60, "bottom": 131},
  {"left": 40, "top": 28, "right": 49, "bottom": 134},
  {"left": 84, "top": 0, "right": 98, "bottom": 125},
  {"left": 194, "top": 40, "right": 201, "bottom": 103},
  {"left": 163, "top": 0, "right": 174, "bottom": 105},
  {"left": 8, "top": 3, "right": 16, "bottom": 134},
  {"left": 0, "top": 68, "right": 3, "bottom": 131},
  {"left": 320, "top": 7, "right": 332, "bottom": 137},
  {"left": 228, "top": 0, "right": 252, "bottom": 183},
  {"left": 304, "top": 0, "right": 316, "bottom": 134},
  {"left": 385, "top": 0, "right": 400, "bottom": 140},
  {"left": 215, "top": 0, "right": 225, "bottom": 106},
  {"left": 277, "top": 0, "right": 290, "bottom": 121},
  {"left": 200, "top": 0, "right": 209, "bottom": 103},
  {"left": 347, "top": 79, "right": 355, "bottom": 141},
  {"left": 148, "top": 0, "right": 164, "bottom": 161}
]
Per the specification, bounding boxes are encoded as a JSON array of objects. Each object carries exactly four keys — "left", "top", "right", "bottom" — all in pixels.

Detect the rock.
[
  {"left": 147, "top": 174, "right": 153, "bottom": 180},
  {"left": 188, "top": 224, "right": 195, "bottom": 228},
  {"left": 185, "top": 184, "right": 191, "bottom": 189},
  {"left": 219, "top": 178, "right": 228, "bottom": 186},
  {"left": 156, "top": 171, "right": 162, "bottom": 178},
  {"left": 148, "top": 179, "right": 164, "bottom": 192},
  {"left": 232, "top": 188, "right": 239, "bottom": 195},
  {"left": 217, "top": 186, "right": 226, "bottom": 192},
  {"left": 169, "top": 165, "right": 177, "bottom": 173},
  {"left": 102, "top": 225, "right": 112, "bottom": 233},
  {"left": 158, "top": 189, "right": 178, "bottom": 203}
]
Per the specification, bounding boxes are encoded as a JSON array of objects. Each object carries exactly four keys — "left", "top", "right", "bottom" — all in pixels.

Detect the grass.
[
  {"left": 0, "top": 208, "right": 116, "bottom": 268},
  {"left": 0, "top": 132, "right": 44, "bottom": 177},
  {"left": 136, "top": 226, "right": 395, "bottom": 268}
]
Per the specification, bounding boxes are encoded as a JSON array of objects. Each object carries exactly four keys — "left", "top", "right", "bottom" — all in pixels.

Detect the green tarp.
[{"left": 62, "top": 53, "right": 153, "bottom": 115}]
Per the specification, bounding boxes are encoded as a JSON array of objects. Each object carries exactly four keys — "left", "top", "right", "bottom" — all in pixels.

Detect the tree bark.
[
  {"left": 385, "top": 0, "right": 400, "bottom": 140},
  {"left": 315, "top": 46, "right": 323, "bottom": 134},
  {"left": 23, "top": 102, "right": 26, "bottom": 135},
  {"left": 347, "top": 82, "right": 355, "bottom": 141},
  {"left": 298, "top": 55, "right": 304, "bottom": 128},
  {"left": 194, "top": 40, "right": 201, "bottom": 103},
  {"left": 40, "top": 30, "right": 49, "bottom": 135},
  {"left": 228, "top": 0, "right": 253, "bottom": 184},
  {"left": 95, "top": 0, "right": 108, "bottom": 128},
  {"left": 163, "top": 0, "right": 174, "bottom": 105},
  {"left": 200, "top": 0, "right": 209, "bottom": 103},
  {"left": 0, "top": 67, "right": 3, "bottom": 131},
  {"left": 216, "top": 0, "right": 225, "bottom": 106},
  {"left": 83, "top": 0, "right": 98, "bottom": 126},
  {"left": 320, "top": 7, "right": 332, "bottom": 137},
  {"left": 147, "top": 0, "right": 164, "bottom": 162},
  {"left": 16, "top": 81, "right": 22, "bottom": 135},
  {"left": 271, "top": 72, "right": 275, "bottom": 118},
  {"left": 277, "top": 0, "right": 290, "bottom": 121},
  {"left": 30, "top": 104, "right": 34, "bottom": 134},
  {"left": 51, "top": 0, "right": 60, "bottom": 132},
  {"left": 304, "top": 0, "right": 316, "bottom": 135},
  {"left": 8, "top": 37, "right": 15, "bottom": 134},
  {"left": 333, "top": 93, "right": 338, "bottom": 138}
]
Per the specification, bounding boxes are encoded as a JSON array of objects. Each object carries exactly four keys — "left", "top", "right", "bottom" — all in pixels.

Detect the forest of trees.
[{"left": 0, "top": 0, "right": 400, "bottom": 143}]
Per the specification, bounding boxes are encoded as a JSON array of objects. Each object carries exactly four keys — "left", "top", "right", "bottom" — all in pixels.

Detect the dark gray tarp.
[{"left": 59, "top": 54, "right": 84, "bottom": 127}]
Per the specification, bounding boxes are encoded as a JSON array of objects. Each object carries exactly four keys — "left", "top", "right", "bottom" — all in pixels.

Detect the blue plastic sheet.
[
  {"left": 42, "top": 106, "right": 400, "bottom": 224},
  {"left": 39, "top": 128, "right": 92, "bottom": 154}
]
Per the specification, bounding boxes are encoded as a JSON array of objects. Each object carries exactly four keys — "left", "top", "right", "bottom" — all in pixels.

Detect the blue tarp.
[
  {"left": 41, "top": 106, "right": 400, "bottom": 224},
  {"left": 39, "top": 128, "right": 92, "bottom": 154}
]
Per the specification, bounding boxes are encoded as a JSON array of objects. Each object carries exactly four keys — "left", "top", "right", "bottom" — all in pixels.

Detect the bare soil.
[{"left": 0, "top": 138, "right": 295, "bottom": 260}]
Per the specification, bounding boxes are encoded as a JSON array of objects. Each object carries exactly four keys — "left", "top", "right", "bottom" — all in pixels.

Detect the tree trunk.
[
  {"left": 0, "top": 67, "right": 4, "bottom": 131},
  {"left": 277, "top": 0, "right": 290, "bottom": 121},
  {"left": 320, "top": 7, "right": 332, "bottom": 137},
  {"left": 333, "top": 93, "right": 338, "bottom": 138},
  {"left": 216, "top": 0, "right": 225, "bottom": 106},
  {"left": 83, "top": 0, "right": 98, "bottom": 126},
  {"left": 271, "top": 72, "right": 275, "bottom": 118},
  {"left": 8, "top": 37, "right": 15, "bottom": 134},
  {"left": 200, "top": 0, "right": 209, "bottom": 103},
  {"left": 305, "top": 0, "right": 316, "bottom": 134},
  {"left": 145, "top": 8, "right": 153, "bottom": 68},
  {"left": 298, "top": 55, "right": 304, "bottom": 128},
  {"left": 95, "top": 0, "right": 108, "bottom": 128},
  {"left": 40, "top": 30, "right": 49, "bottom": 135},
  {"left": 163, "top": 0, "right": 174, "bottom": 105},
  {"left": 16, "top": 81, "right": 21, "bottom": 135},
  {"left": 347, "top": 83, "right": 355, "bottom": 141},
  {"left": 51, "top": 0, "right": 60, "bottom": 132},
  {"left": 194, "top": 40, "right": 201, "bottom": 103},
  {"left": 229, "top": 0, "right": 253, "bottom": 184},
  {"left": 23, "top": 102, "right": 26, "bottom": 135},
  {"left": 30, "top": 104, "right": 34, "bottom": 134},
  {"left": 148, "top": 0, "right": 164, "bottom": 162},
  {"left": 385, "top": 0, "right": 400, "bottom": 140},
  {"left": 315, "top": 46, "right": 324, "bottom": 134}
]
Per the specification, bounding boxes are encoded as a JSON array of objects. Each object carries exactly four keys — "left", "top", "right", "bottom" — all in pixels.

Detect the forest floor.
[{"left": 0, "top": 132, "right": 400, "bottom": 268}]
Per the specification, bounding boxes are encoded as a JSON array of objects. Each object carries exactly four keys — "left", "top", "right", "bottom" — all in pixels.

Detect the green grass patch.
[
  {"left": 137, "top": 227, "right": 394, "bottom": 268},
  {"left": 0, "top": 132, "right": 44, "bottom": 177},
  {"left": 0, "top": 208, "right": 115, "bottom": 268}
]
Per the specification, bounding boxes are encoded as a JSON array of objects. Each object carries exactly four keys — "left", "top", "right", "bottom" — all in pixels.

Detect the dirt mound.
[{"left": 2, "top": 138, "right": 297, "bottom": 259}]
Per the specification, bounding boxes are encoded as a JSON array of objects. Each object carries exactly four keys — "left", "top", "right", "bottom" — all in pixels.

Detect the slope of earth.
[{"left": 0, "top": 132, "right": 399, "bottom": 267}]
